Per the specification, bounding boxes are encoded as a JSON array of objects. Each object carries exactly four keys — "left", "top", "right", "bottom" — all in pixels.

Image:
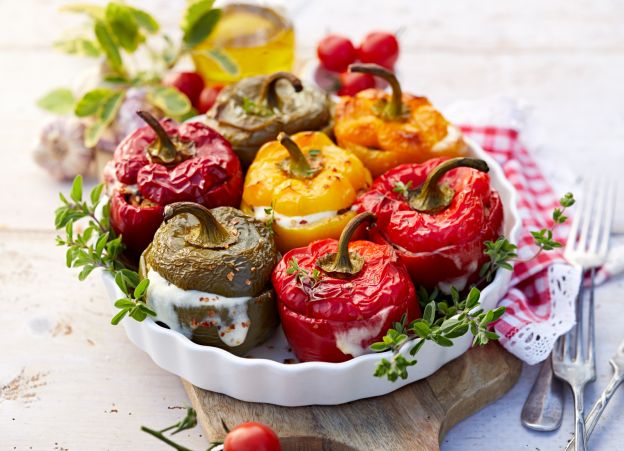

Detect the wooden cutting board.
[{"left": 183, "top": 342, "right": 521, "bottom": 450}]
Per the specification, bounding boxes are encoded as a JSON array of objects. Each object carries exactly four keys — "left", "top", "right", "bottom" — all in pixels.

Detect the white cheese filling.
[
  {"left": 253, "top": 206, "right": 338, "bottom": 229},
  {"left": 146, "top": 269, "right": 252, "bottom": 347},
  {"left": 334, "top": 306, "right": 393, "bottom": 357}
]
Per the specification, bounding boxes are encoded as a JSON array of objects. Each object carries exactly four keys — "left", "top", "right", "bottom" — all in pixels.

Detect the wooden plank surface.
[
  {"left": 184, "top": 344, "right": 522, "bottom": 451},
  {"left": 2, "top": 1, "right": 624, "bottom": 450}
]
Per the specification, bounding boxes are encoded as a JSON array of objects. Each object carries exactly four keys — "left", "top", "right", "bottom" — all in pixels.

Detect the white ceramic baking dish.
[{"left": 101, "top": 137, "right": 521, "bottom": 406}]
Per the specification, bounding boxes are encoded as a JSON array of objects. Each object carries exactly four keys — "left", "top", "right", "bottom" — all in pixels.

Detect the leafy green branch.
[
  {"left": 54, "top": 175, "right": 155, "bottom": 325},
  {"left": 287, "top": 258, "right": 322, "bottom": 289},
  {"left": 372, "top": 287, "right": 505, "bottom": 381}
]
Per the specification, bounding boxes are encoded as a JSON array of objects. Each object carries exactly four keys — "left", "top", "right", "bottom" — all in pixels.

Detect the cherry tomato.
[
  {"left": 337, "top": 72, "right": 375, "bottom": 96},
  {"left": 223, "top": 422, "right": 281, "bottom": 451},
  {"left": 358, "top": 31, "right": 400, "bottom": 69},
  {"left": 163, "top": 71, "right": 205, "bottom": 109},
  {"left": 197, "top": 84, "right": 224, "bottom": 113},
  {"left": 317, "top": 34, "right": 357, "bottom": 72}
]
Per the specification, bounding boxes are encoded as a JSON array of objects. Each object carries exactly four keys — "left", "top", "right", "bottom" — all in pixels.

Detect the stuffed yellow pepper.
[
  {"left": 242, "top": 131, "right": 372, "bottom": 252},
  {"left": 334, "top": 64, "right": 466, "bottom": 178}
]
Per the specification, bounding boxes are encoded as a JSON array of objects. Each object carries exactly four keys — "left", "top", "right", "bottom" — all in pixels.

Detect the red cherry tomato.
[
  {"left": 317, "top": 34, "right": 357, "bottom": 72},
  {"left": 197, "top": 84, "right": 224, "bottom": 114},
  {"left": 163, "top": 71, "right": 205, "bottom": 109},
  {"left": 337, "top": 72, "right": 376, "bottom": 96},
  {"left": 358, "top": 31, "right": 400, "bottom": 69},
  {"left": 223, "top": 422, "right": 281, "bottom": 451}
]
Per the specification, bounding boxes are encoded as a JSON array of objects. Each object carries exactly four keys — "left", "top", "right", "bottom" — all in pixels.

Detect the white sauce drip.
[
  {"left": 253, "top": 206, "right": 337, "bottom": 229},
  {"left": 334, "top": 306, "right": 393, "bottom": 357},
  {"left": 146, "top": 269, "right": 252, "bottom": 347}
]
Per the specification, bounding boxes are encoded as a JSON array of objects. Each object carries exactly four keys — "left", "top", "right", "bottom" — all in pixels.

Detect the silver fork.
[
  {"left": 565, "top": 337, "right": 624, "bottom": 450},
  {"left": 552, "top": 177, "right": 616, "bottom": 451}
]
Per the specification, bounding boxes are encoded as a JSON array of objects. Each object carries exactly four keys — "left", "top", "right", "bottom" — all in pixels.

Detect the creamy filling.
[
  {"left": 146, "top": 269, "right": 252, "bottom": 347},
  {"left": 253, "top": 206, "right": 338, "bottom": 229},
  {"left": 334, "top": 306, "right": 393, "bottom": 357}
]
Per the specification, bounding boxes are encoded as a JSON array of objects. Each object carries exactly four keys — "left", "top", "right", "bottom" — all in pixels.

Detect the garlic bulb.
[{"left": 33, "top": 117, "right": 94, "bottom": 181}]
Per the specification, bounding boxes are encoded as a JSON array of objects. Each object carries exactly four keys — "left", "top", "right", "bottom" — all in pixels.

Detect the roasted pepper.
[
  {"left": 241, "top": 131, "right": 372, "bottom": 252},
  {"left": 205, "top": 72, "right": 332, "bottom": 166},
  {"left": 354, "top": 157, "right": 504, "bottom": 291},
  {"left": 334, "top": 64, "right": 466, "bottom": 178},
  {"left": 272, "top": 212, "right": 420, "bottom": 363},
  {"left": 139, "top": 202, "right": 279, "bottom": 355},
  {"left": 108, "top": 111, "right": 243, "bottom": 259}
]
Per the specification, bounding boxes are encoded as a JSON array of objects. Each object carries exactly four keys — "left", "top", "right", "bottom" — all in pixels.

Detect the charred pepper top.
[
  {"left": 334, "top": 64, "right": 466, "bottom": 177},
  {"left": 354, "top": 157, "right": 504, "bottom": 290},
  {"left": 205, "top": 72, "right": 332, "bottom": 166}
]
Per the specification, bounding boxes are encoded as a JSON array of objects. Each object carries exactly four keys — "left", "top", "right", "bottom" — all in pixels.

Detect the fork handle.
[
  {"left": 521, "top": 357, "right": 564, "bottom": 431},
  {"left": 571, "top": 386, "right": 587, "bottom": 451},
  {"left": 565, "top": 372, "right": 624, "bottom": 450}
]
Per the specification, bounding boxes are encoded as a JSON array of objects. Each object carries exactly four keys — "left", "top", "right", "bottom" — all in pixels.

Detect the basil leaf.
[
  {"left": 94, "top": 19, "right": 123, "bottom": 71},
  {"left": 182, "top": 8, "right": 221, "bottom": 48},
  {"left": 105, "top": 2, "right": 140, "bottom": 52},
  {"left": 74, "top": 88, "right": 114, "bottom": 117},
  {"left": 37, "top": 88, "right": 76, "bottom": 115},
  {"left": 54, "top": 37, "right": 101, "bottom": 57},
  {"left": 130, "top": 7, "right": 159, "bottom": 33},
  {"left": 148, "top": 86, "right": 191, "bottom": 116}
]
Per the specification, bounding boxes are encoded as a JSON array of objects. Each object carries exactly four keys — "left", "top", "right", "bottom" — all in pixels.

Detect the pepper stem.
[
  {"left": 316, "top": 212, "right": 375, "bottom": 276},
  {"left": 408, "top": 157, "right": 489, "bottom": 213},
  {"left": 277, "top": 132, "right": 319, "bottom": 178},
  {"left": 259, "top": 72, "right": 303, "bottom": 110},
  {"left": 137, "top": 110, "right": 179, "bottom": 164},
  {"left": 349, "top": 63, "right": 403, "bottom": 119},
  {"left": 163, "top": 202, "right": 236, "bottom": 249}
]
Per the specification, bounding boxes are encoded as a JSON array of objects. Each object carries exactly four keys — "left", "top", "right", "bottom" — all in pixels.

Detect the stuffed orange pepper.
[
  {"left": 242, "top": 131, "right": 372, "bottom": 252},
  {"left": 334, "top": 64, "right": 466, "bottom": 177}
]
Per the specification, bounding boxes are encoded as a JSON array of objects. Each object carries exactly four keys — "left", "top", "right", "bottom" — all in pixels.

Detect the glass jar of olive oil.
[{"left": 191, "top": 3, "right": 295, "bottom": 85}]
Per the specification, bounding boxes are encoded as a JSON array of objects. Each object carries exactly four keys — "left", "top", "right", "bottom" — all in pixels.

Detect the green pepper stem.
[
  {"left": 277, "top": 132, "right": 316, "bottom": 178},
  {"left": 408, "top": 157, "right": 489, "bottom": 213},
  {"left": 137, "top": 110, "right": 178, "bottom": 164},
  {"left": 259, "top": 72, "right": 303, "bottom": 110},
  {"left": 316, "top": 212, "right": 375, "bottom": 276},
  {"left": 349, "top": 63, "right": 403, "bottom": 118},
  {"left": 163, "top": 202, "right": 235, "bottom": 249}
]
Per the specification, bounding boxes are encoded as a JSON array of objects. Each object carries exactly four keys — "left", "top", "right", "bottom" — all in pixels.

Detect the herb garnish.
[
  {"left": 241, "top": 96, "right": 274, "bottom": 117},
  {"left": 287, "top": 257, "right": 322, "bottom": 288},
  {"left": 392, "top": 181, "right": 413, "bottom": 199},
  {"left": 54, "top": 175, "right": 155, "bottom": 325}
]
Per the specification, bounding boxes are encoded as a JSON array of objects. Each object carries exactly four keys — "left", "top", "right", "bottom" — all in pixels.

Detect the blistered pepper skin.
[
  {"left": 242, "top": 131, "right": 371, "bottom": 252},
  {"left": 354, "top": 158, "right": 504, "bottom": 290},
  {"left": 272, "top": 239, "right": 419, "bottom": 363},
  {"left": 109, "top": 119, "right": 243, "bottom": 258}
]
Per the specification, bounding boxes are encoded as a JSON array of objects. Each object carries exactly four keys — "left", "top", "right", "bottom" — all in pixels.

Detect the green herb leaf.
[
  {"left": 75, "top": 88, "right": 115, "bottom": 117},
  {"left": 94, "top": 19, "right": 123, "bottom": 72},
  {"left": 129, "top": 7, "right": 159, "bottom": 33},
  {"left": 148, "top": 86, "right": 191, "bottom": 116},
  {"left": 181, "top": 0, "right": 220, "bottom": 47},
  {"left": 111, "top": 308, "right": 128, "bottom": 325},
  {"left": 134, "top": 279, "right": 150, "bottom": 299},
  {"left": 99, "top": 91, "right": 124, "bottom": 123},
  {"left": 54, "top": 37, "right": 101, "bottom": 57},
  {"left": 105, "top": 2, "right": 140, "bottom": 52},
  {"left": 60, "top": 3, "right": 105, "bottom": 18},
  {"left": 36, "top": 88, "right": 76, "bottom": 115},
  {"left": 70, "top": 175, "right": 83, "bottom": 202},
  {"left": 241, "top": 96, "right": 273, "bottom": 117}
]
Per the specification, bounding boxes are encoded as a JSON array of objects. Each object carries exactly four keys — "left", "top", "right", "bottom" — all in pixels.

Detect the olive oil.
[{"left": 192, "top": 3, "right": 295, "bottom": 85}]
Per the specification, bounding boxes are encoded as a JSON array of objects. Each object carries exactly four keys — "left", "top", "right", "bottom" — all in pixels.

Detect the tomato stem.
[
  {"left": 316, "top": 212, "right": 375, "bottom": 276},
  {"left": 408, "top": 157, "right": 489, "bottom": 213},
  {"left": 349, "top": 63, "right": 403, "bottom": 118},
  {"left": 259, "top": 72, "right": 303, "bottom": 110},
  {"left": 164, "top": 202, "right": 236, "bottom": 249}
]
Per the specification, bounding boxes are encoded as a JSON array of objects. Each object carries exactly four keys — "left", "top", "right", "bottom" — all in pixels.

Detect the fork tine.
[
  {"left": 565, "top": 179, "right": 586, "bottom": 257},
  {"left": 576, "top": 177, "right": 597, "bottom": 254},
  {"left": 587, "top": 178, "right": 608, "bottom": 256},
  {"left": 598, "top": 179, "right": 616, "bottom": 260}
]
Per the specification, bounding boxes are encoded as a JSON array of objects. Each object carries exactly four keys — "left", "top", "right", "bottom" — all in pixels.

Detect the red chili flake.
[
  {"left": 299, "top": 220, "right": 308, "bottom": 225},
  {"left": 241, "top": 321, "right": 250, "bottom": 328},
  {"left": 228, "top": 324, "right": 236, "bottom": 330},
  {"left": 220, "top": 332, "right": 225, "bottom": 337}
]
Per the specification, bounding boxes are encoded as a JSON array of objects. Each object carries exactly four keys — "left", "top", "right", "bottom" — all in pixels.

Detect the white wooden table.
[{"left": 1, "top": 1, "right": 624, "bottom": 449}]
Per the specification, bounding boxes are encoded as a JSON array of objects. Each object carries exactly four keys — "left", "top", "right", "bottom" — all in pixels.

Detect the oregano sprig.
[
  {"left": 286, "top": 257, "right": 322, "bottom": 288},
  {"left": 54, "top": 175, "right": 155, "bottom": 325},
  {"left": 372, "top": 287, "right": 505, "bottom": 381}
]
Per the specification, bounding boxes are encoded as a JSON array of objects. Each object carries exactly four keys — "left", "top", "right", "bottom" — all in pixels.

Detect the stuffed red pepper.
[
  {"left": 354, "top": 157, "right": 503, "bottom": 291},
  {"left": 107, "top": 111, "right": 243, "bottom": 258},
  {"left": 272, "top": 212, "right": 420, "bottom": 363}
]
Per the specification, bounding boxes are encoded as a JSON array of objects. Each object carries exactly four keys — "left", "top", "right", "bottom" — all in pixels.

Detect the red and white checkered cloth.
[{"left": 459, "top": 125, "right": 579, "bottom": 364}]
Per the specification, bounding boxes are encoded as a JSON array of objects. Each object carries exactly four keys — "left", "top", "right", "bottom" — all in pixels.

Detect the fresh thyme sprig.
[
  {"left": 286, "top": 257, "right": 322, "bottom": 288},
  {"left": 54, "top": 175, "right": 155, "bottom": 325},
  {"left": 141, "top": 408, "right": 203, "bottom": 451},
  {"left": 241, "top": 96, "right": 274, "bottom": 117},
  {"left": 263, "top": 202, "right": 276, "bottom": 236},
  {"left": 392, "top": 181, "right": 413, "bottom": 199},
  {"left": 372, "top": 287, "right": 505, "bottom": 381}
]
